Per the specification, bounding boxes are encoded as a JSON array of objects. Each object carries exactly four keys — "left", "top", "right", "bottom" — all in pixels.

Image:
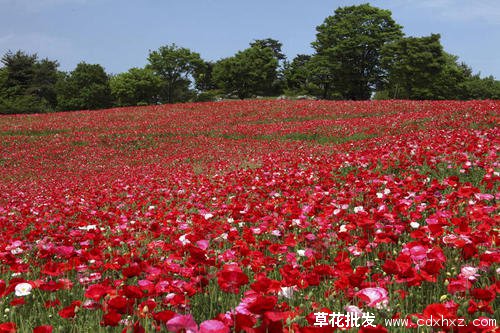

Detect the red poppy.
[
  {"left": 217, "top": 264, "right": 249, "bottom": 294},
  {"left": 0, "top": 280, "right": 5, "bottom": 297},
  {"left": 199, "top": 320, "right": 229, "bottom": 333},
  {"left": 100, "top": 311, "right": 121, "bottom": 327},
  {"left": 247, "top": 295, "right": 277, "bottom": 314},
  {"left": 33, "top": 326, "right": 53, "bottom": 333},
  {"left": 58, "top": 301, "right": 81, "bottom": 319},
  {"left": 0, "top": 323, "right": 15, "bottom": 333},
  {"left": 85, "top": 284, "right": 112, "bottom": 301},
  {"left": 152, "top": 310, "right": 176, "bottom": 323}
]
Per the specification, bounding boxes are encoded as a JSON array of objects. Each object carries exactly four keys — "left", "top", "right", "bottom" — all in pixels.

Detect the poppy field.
[{"left": 0, "top": 100, "right": 498, "bottom": 332}]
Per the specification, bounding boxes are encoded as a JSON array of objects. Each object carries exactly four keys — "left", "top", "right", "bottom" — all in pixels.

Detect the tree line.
[{"left": 1, "top": 3, "right": 499, "bottom": 114}]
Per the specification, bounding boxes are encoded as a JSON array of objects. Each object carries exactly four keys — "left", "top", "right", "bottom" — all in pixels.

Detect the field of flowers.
[{"left": 0, "top": 100, "right": 498, "bottom": 332}]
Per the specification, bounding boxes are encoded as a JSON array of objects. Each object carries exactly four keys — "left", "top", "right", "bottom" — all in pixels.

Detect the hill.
[{"left": 0, "top": 100, "right": 498, "bottom": 332}]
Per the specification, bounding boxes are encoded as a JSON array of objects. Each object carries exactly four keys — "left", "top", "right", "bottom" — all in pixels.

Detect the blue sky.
[{"left": 1, "top": 0, "right": 499, "bottom": 78}]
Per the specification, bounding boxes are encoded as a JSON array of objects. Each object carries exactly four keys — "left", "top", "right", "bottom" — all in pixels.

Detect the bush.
[
  {"left": 0, "top": 93, "right": 50, "bottom": 114},
  {"left": 193, "top": 90, "right": 223, "bottom": 102}
]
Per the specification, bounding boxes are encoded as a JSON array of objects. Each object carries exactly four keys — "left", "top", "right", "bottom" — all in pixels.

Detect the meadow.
[{"left": 0, "top": 100, "right": 498, "bottom": 332}]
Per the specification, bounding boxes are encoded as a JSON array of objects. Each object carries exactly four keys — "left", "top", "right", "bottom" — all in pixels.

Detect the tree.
[
  {"left": 283, "top": 54, "right": 312, "bottom": 95},
  {"left": 212, "top": 45, "right": 278, "bottom": 99},
  {"left": 110, "top": 67, "right": 161, "bottom": 106},
  {"left": 1, "top": 51, "right": 37, "bottom": 90},
  {"left": 0, "top": 50, "right": 59, "bottom": 114},
  {"left": 312, "top": 3, "right": 402, "bottom": 100},
  {"left": 381, "top": 34, "right": 446, "bottom": 99},
  {"left": 429, "top": 53, "right": 472, "bottom": 100},
  {"left": 56, "top": 62, "right": 112, "bottom": 111},
  {"left": 193, "top": 61, "right": 217, "bottom": 92},
  {"left": 32, "top": 58, "right": 59, "bottom": 108},
  {"left": 250, "top": 38, "right": 286, "bottom": 62},
  {"left": 463, "top": 75, "right": 500, "bottom": 100},
  {"left": 147, "top": 44, "right": 204, "bottom": 103},
  {"left": 435, "top": 55, "right": 500, "bottom": 100},
  {"left": 0, "top": 67, "right": 6, "bottom": 87},
  {"left": 283, "top": 54, "right": 339, "bottom": 99},
  {"left": 250, "top": 38, "right": 286, "bottom": 95}
]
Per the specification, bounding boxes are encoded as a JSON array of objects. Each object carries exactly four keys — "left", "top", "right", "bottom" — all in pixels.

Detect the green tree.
[
  {"left": 147, "top": 44, "right": 204, "bottom": 103},
  {"left": 0, "top": 50, "right": 59, "bottom": 114},
  {"left": 212, "top": 45, "right": 278, "bottom": 99},
  {"left": 283, "top": 54, "right": 312, "bottom": 95},
  {"left": 250, "top": 38, "right": 286, "bottom": 62},
  {"left": 56, "top": 62, "right": 112, "bottom": 111},
  {"left": 0, "top": 67, "right": 6, "bottom": 87},
  {"left": 31, "top": 58, "right": 59, "bottom": 108},
  {"left": 381, "top": 34, "right": 446, "bottom": 99},
  {"left": 250, "top": 38, "right": 286, "bottom": 95},
  {"left": 110, "top": 67, "right": 161, "bottom": 106},
  {"left": 193, "top": 61, "right": 217, "bottom": 92},
  {"left": 440, "top": 56, "right": 500, "bottom": 100},
  {"left": 463, "top": 75, "right": 500, "bottom": 99},
  {"left": 1, "top": 51, "right": 37, "bottom": 90},
  {"left": 429, "top": 53, "right": 472, "bottom": 100},
  {"left": 312, "top": 3, "right": 402, "bottom": 100}
]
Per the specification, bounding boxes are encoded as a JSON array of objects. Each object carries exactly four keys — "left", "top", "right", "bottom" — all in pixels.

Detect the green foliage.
[
  {"left": 312, "top": 3, "right": 403, "bottom": 100},
  {"left": 381, "top": 34, "right": 446, "bottom": 99},
  {"left": 283, "top": 54, "right": 342, "bottom": 99},
  {"left": 250, "top": 38, "right": 286, "bottom": 95},
  {"left": 147, "top": 44, "right": 204, "bottom": 103},
  {"left": 56, "top": 62, "right": 112, "bottom": 111},
  {"left": 2, "top": 2, "right": 499, "bottom": 114},
  {"left": 193, "top": 61, "right": 217, "bottom": 92},
  {"left": 429, "top": 53, "right": 472, "bottom": 100},
  {"left": 463, "top": 75, "right": 500, "bottom": 99},
  {"left": 1, "top": 51, "right": 37, "bottom": 89},
  {"left": 110, "top": 67, "right": 161, "bottom": 106},
  {"left": 250, "top": 38, "right": 286, "bottom": 62},
  {"left": 0, "top": 93, "right": 49, "bottom": 114},
  {"left": 0, "top": 50, "right": 59, "bottom": 114},
  {"left": 380, "top": 41, "right": 500, "bottom": 100},
  {"left": 212, "top": 45, "right": 279, "bottom": 99},
  {"left": 32, "top": 59, "right": 59, "bottom": 108},
  {"left": 194, "top": 89, "right": 222, "bottom": 102},
  {"left": 0, "top": 67, "right": 6, "bottom": 89},
  {"left": 283, "top": 54, "right": 312, "bottom": 95}
]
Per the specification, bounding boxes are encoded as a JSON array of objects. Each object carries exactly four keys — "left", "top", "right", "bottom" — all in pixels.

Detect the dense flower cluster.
[{"left": 0, "top": 100, "right": 498, "bottom": 332}]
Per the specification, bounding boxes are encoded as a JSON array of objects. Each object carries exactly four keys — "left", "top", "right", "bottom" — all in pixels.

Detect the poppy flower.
[
  {"left": 58, "top": 301, "right": 80, "bottom": 319},
  {"left": 247, "top": 295, "right": 277, "bottom": 314},
  {"left": 0, "top": 323, "right": 16, "bottom": 333},
  {"left": 199, "top": 320, "right": 229, "bottom": 333},
  {"left": 166, "top": 314, "right": 198, "bottom": 333},
  {"left": 217, "top": 264, "right": 249, "bottom": 293},
  {"left": 14, "top": 283, "right": 32, "bottom": 297},
  {"left": 0, "top": 100, "right": 499, "bottom": 332},
  {"left": 33, "top": 326, "right": 52, "bottom": 333},
  {"left": 85, "top": 284, "right": 112, "bottom": 301},
  {"left": 152, "top": 310, "right": 176, "bottom": 323},
  {"left": 100, "top": 311, "right": 121, "bottom": 327},
  {"left": 0, "top": 280, "right": 6, "bottom": 297},
  {"left": 356, "top": 287, "right": 389, "bottom": 308}
]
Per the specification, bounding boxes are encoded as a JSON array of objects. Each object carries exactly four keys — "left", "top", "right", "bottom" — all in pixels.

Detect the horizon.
[{"left": 1, "top": 0, "right": 499, "bottom": 79}]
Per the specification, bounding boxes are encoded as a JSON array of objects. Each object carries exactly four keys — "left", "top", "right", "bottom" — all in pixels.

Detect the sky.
[{"left": 0, "top": 0, "right": 499, "bottom": 78}]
